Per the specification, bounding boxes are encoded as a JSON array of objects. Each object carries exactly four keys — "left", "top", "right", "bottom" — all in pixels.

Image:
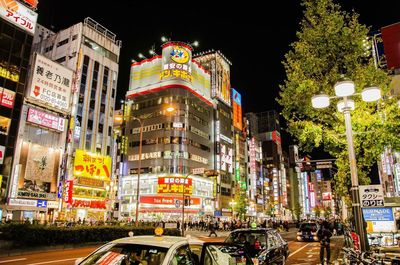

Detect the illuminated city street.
[{"left": 1, "top": 0, "right": 400, "bottom": 264}]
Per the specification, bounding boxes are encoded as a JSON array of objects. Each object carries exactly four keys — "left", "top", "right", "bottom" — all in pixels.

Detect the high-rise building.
[
  {"left": 32, "top": 17, "right": 121, "bottom": 221},
  {"left": 121, "top": 41, "right": 215, "bottom": 221},
  {"left": 0, "top": 0, "right": 38, "bottom": 221}
]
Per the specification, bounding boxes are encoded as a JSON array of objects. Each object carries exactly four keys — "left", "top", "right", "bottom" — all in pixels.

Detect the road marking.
[
  {"left": 289, "top": 243, "right": 311, "bottom": 257},
  {"left": 27, "top": 258, "right": 81, "bottom": 265},
  {"left": 0, "top": 258, "right": 27, "bottom": 264}
]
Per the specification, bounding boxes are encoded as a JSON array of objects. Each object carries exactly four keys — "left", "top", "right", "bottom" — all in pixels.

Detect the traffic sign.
[{"left": 359, "top": 185, "right": 385, "bottom": 207}]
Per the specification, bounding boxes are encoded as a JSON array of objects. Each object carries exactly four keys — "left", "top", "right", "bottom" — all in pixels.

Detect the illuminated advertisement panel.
[
  {"left": 27, "top": 107, "right": 65, "bottom": 132},
  {"left": 157, "top": 176, "right": 193, "bottom": 195},
  {"left": 0, "top": 115, "right": 11, "bottom": 136},
  {"left": 129, "top": 56, "right": 161, "bottom": 91},
  {"left": 73, "top": 150, "right": 112, "bottom": 181},
  {"left": 140, "top": 195, "right": 201, "bottom": 205},
  {"left": 18, "top": 143, "right": 59, "bottom": 200},
  {"left": 232, "top": 88, "right": 242, "bottom": 130},
  {"left": 161, "top": 42, "right": 192, "bottom": 84},
  {"left": 0, "top": 87, "right": 15, "bottom": 108},
  {"left": 0, "top": 0, "right": 37, "bottom": 35},
  {"left": 29, "top": 53, "right": 73, "bottom": 111}
]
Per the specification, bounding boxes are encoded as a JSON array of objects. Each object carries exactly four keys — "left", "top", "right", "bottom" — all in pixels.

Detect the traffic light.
[{"left": 184, "top": 196, "right": 190, "bottom": 206}]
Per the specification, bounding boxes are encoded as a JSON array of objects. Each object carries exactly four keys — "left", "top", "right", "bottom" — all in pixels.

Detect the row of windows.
[
  {"left": 129, "top": 122, "right": 210, "bottom": 140},
  {"left": 83, "top": 37, "right": 118, "bottom": 63},
  {"left": 128, "top": 151, "right": 209, "bottom": 164},
  {"left": 133, "top": 96, "right": 211, "bottom": 116},
  {"left": 128, "top": 136, "right": 211, "bottom": 152}
]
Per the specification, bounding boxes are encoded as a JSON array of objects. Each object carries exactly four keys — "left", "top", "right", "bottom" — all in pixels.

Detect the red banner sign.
[
  {"left": 157, "top": 177, "right": 192, "bottom": 195},
  {"left": 71, "top": 199, "right": 106, "bottom": 209},
  {"left": 64, "top": 180, "right": 73, "bottom": 204},
  {"left": 0, "top": 87, "right": 15, "bottom": 108},
  {"left": 140, "top": 195, "right": 201, "bottom": 205}
]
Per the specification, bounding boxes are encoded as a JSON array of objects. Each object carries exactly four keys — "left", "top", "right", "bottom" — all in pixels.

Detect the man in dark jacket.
[{"left": 318, "top": 221, "right": 333, "bottom": 265}]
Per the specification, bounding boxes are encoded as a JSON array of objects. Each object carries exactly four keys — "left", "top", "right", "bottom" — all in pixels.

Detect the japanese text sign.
[
  {"left": 0, "top": 87, "right": 15, "bottom": 108},
  {"left": 157, "top": 176, "right": 193, "bottom": 195},
  {"left": 0, "top": 0, "right": 37, "bottom": 35},
  {"left": 64, "top": 180, "right": 73, "bottom": 204},
  {"left": 73, "top": 149, "right": 112, "bottom": 181},
  {"left": 362, "top": 207, "right": 394, "bottom": 221},
  {"left": 30, "top": 53, "right": 73, "bottom": 111},
  {"left": 161, "top": 42, "right": 192, "bottom": 84},
  {"left": 359, "top": 185, "right": 385, "bottom": 207},
  {"left": 27, "top": 107, "right": 65, "bottom": 132},
  {"left": 232, "top": 88, "right": 242, "bottom": 130}
]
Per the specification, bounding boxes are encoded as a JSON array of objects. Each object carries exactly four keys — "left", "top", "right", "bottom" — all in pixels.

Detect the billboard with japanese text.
[
  {"left": 232, "top": 88, "right": 242, "bottom": 130},
  {"left": 29, "top": 53, "right": 73, "bottom": 111},
  {"left": 0, "top": 0, "right": 37, "bottom": 35},
  {"left": 194, "top": 52, "right": 231, "bottom": 106},
  {"left": 73, "top": 149, "right": 112, "bottom": 181},
  {"left": 161, "top": 42, "right": 192, "bottom": 84},
  {"left": 26, "top": 107, "right": 65, "bottom": 132},
  {"left": 0, "top": 87, "right": 15, "bottom": 108},
  {"left": 157, "top": 176, "right": 193, "bottom": 195}
]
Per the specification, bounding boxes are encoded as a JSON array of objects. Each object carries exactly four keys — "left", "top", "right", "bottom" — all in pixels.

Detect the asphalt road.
[{"left": 0, "top": 230, "right": 344, "bottom": 265}]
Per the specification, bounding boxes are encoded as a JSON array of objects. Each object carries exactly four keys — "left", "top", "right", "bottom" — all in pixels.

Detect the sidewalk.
[{"left": 330, "top": 236, "right": 345, "bottom": 264}]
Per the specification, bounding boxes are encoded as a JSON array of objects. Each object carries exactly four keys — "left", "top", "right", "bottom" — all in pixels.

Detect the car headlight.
[
  {"left": 311, "top": 232, "right": 317, "bottom": 235},
  {"left": 297, "top": 232, "right": 302, "bottom": 235}
]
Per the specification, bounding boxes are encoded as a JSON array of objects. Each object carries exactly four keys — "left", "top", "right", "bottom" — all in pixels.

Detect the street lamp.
[
  {"left": 311, "top": 80, "right": 381, "bottom": 251},
  {"left": 131, "top": 106, "right": 176, "bottom": 227}
]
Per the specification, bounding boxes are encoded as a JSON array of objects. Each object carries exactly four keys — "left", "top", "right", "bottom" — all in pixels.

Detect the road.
[{"left": 0, "top": 230, "right": 343, "bottom": 265}]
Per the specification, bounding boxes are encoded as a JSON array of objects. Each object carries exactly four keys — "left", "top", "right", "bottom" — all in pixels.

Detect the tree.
[
  {"left": 233, "top": 191, "right": 247, "bottom": 220},
  {"left": 278, "top": 0, "right": 400, "bottom": 198},
  {"left": 293, "top": 201, "right": 302, "bottom": 220}
]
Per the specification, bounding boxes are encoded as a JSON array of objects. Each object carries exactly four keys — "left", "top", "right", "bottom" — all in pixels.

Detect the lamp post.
[
  {"left": 132, "top": 117, "right": 144, "bottom": 227},
  {"left": 311, "top": 80, "right": 381, "bottom": 252},
  {"left": 181, "top": 173, "right": 191, "bottom": 237}
]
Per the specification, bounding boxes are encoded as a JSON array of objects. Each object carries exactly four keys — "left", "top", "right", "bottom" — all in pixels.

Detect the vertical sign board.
[
  {"left": 0, "top": 145, "right": 5, "bottom": 164},
  {"left": 359, "top": 185, "right": 385, "bottom": 207},
  {"left": 232, "top": 88, "right": 242, "bottom": 131},
  {"left": 64, "top": 180, "right": 73, "bottom": 204}
]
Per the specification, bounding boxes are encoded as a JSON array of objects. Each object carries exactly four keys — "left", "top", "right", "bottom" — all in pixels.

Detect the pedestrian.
[
  {"left": 208, "top": 221, "right": 218, "bottom": 237},
  {"left": 318, "top": 221, "right": 333, "bottom": 265}
]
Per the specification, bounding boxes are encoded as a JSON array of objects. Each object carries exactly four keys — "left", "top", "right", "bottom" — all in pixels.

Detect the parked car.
[
  {"left": 296, "top": 221, "right": 320, "bottom": 242},
  {"left": 225, "top": 228, "right": 290, "bottom": 265},
  {"left": 75, "top": 228, "right": 256, "bottom": 265}
]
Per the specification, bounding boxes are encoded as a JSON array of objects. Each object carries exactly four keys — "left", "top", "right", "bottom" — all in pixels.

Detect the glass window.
[
  {"left": 79, "top": 243, "right": 169, "bottom": 265},
  {"left": 170, "top": 245, "right": 193, "bottom": 265}
]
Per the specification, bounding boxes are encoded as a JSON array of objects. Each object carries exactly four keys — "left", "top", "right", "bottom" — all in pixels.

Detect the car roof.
[
  {"left": 230, "top": 228, "right": 274, "bottom": 233},
  {"left": 110, "top": 236, "right": 205, "bottom": 248}
]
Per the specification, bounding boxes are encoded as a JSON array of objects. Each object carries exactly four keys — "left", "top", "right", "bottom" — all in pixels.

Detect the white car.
[{"left": 75, "top": 232, "right": 255, "bottom": 265}]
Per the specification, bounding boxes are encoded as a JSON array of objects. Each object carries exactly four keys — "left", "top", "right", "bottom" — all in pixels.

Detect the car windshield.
[
  {"left": 226, "top": 231, "right": 267, "bottom": 250},
  {"left": 299, "top": 223, "right": 318, "bottom": 232},
  {"left": 79, "top": 243, "right": 169, "bottom": 265}
]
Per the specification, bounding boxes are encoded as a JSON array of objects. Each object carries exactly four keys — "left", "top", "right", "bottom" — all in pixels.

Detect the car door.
[
  {"left": 199, "top": 242, "right": 255, "bottom": 265},
  {"left": 266, "top": 231, "right": 282, "bottom": 264}
]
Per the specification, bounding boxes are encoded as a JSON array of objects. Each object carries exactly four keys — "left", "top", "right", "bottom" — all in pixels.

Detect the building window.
[
  {"left": 57, "top": 38, "right": 69, "bottom": 47},
  {"left": 56, "top": 56, "right": 66, "bottom": 63}
]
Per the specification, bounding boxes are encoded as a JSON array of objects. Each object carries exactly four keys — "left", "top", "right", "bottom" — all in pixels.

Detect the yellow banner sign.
[{"left": 73, "top": 150, "right": 111, "bottom": 180}]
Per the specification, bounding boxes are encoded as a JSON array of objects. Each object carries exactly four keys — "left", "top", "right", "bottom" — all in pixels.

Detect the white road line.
[
  {"left": 289, "top": 243, "right": 311, "bottom": 258},
  {"left": 0, "top": 258, "right": 27, "bottom": 264},
  {"left": 27, "top": 258, "right": 80, "bottom": 265}
]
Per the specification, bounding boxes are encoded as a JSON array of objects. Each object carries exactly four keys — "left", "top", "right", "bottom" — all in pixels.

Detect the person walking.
[
  {"left": 318, "top": 221, "right": 333, "bottom": 265},
  {"left": 208, "top": 220, "right": 218, "bottom": 237}
]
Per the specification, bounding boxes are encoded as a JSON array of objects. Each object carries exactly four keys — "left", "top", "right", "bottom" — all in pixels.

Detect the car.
[
  {"left": 225, "top": 228, "right": 290, "bottom": 265},
  {"left": 75, "top": 228, "right": 256, "bottom": 265},
  {"left": 296, "top": 222, "right": 319, "bottom": 242}
]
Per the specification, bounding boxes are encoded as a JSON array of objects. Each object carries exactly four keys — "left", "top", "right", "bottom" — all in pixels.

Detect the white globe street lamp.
[{"left": 311, "top": 80, "right": 381, "bottom": 252}]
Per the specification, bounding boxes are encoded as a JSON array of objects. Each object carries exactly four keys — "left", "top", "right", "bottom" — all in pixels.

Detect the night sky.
[{"left": 35, "top": 0, "right": 400, "bottom": 160}]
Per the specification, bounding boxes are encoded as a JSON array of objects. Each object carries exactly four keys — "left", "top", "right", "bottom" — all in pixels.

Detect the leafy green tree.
[
  {"left": 278, "top": 0, "right": 400, "bottom": 197},
  {"left": 293, "top": 201, "right": 302, "bottom": 220},
  {"left": 233, "top": 191, "right": 247, "bottom": 220}
]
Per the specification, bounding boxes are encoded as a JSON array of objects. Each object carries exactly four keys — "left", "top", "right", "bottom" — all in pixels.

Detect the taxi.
[{"left": 75, "top": 227, "right": 255, "bottom": 265}]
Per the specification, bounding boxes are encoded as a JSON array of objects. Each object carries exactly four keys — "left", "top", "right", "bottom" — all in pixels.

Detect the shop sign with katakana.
[
  {"left": 73, "top": 149, "right": 112, "bottom": 181},
  {"left": 0, "top": 0, "right": 38, "bottom": 35},
  {"left": 157, "top": 176, "right": 193, "bottom": 195},
  {"left": 29, "top": 53, "right": 73, "bottom": 111}
]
